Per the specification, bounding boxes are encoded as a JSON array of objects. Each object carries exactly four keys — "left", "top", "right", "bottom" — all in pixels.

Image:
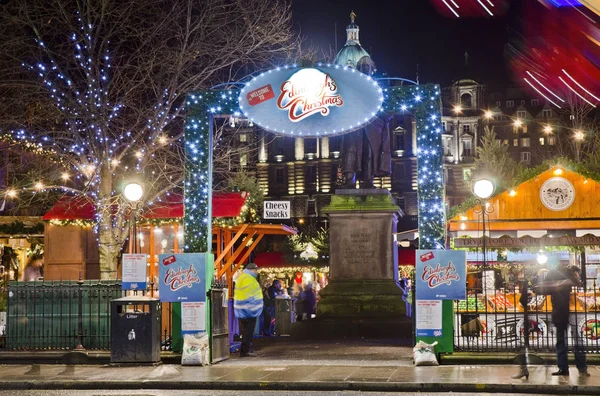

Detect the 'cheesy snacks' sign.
[
  {"left": 239, "top": 65, "right": 383, "bottom": 137},
  {"left": 263, "top": 201, "right": 290, "bottom": 219}
]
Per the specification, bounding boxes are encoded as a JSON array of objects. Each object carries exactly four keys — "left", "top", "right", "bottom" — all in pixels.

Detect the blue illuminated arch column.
[
  {"left": 382, "top": 83, "right": 446, "bottom": 249},
  {"left": 183, "top": 83, "right": 445, "bottom": 252}
]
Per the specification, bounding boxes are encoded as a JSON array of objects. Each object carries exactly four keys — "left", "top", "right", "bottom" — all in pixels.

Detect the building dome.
[
  {"left": 335, "top": 45, "right": 372, "bottom": 68},
  {"left": 334, "top": 11, "right": 376, "bottom": 74}
]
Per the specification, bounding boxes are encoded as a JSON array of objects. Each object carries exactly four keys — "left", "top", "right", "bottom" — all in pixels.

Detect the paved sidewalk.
[
  {"left": 0, "top": 361, "right": 599, "bottom": 394},
  {"left": 1, "top": 338, "right": 599, "bottom": 393}
]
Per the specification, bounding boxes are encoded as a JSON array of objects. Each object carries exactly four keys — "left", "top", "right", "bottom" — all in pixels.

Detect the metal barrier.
[
  {"left": 454, "top": 283, "right": 600, "bottom": 353},
  {"left": 0, "top": 280, "right": 174, "bottom": 351}
]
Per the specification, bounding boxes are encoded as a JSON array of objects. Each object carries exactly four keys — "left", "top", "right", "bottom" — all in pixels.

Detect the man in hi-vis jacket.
[{"left": 234, "top": 263, "right": 263, "bottom": 357}]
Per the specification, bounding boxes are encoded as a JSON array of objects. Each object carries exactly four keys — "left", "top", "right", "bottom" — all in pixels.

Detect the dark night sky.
[{"left": 291, "top": 0, "right": 531, "bottom": 87}]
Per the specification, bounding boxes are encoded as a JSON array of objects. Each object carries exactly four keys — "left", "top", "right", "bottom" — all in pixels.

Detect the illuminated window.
[
  {"left": 462, "top": 140, "right": 472, "bottom": 157},
  {"left": 239, "top": 133, "right": 247, "bottom": 142},
  {"left": 513, "top": 139, "right": 518, "bottom": 147},
  {"left": 521, "top": 138, "right": 530, "bottom": 147},
  {"left": 548, "top": 136, "right": 556, "bottom": 145}
]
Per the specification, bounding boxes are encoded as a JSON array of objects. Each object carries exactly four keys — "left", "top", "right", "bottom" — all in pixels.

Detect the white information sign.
[
  {"left": 263, "top": 201, "right": 290, "bottom": 219},
  {"left": 415, "top": 300, "right": 442, "bottom": 337},
  {"left": 122, "top": 253, "right": 147, "bottom": 290},
  {"left": 181, "top": 301, "right": 206, "bottom": 335}
]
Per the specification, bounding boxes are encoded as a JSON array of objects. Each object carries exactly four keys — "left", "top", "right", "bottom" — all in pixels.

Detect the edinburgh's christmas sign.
[
  {"left": 239, "top": 65, "right": 383, "bottom": 137},
  {"left": 415, "top": 250, "right": 466, "bottom": 300},
  {"left": 158, "top": 253, "right": 206, "bottom": 302}
]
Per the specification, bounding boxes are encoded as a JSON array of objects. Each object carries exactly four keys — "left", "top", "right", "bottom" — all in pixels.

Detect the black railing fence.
[
  {"left": 0, "top": 280, "right": 174, "bottom": 351},
  {"left": 454, "top": 280, "right": 600, "bottom": 353}
]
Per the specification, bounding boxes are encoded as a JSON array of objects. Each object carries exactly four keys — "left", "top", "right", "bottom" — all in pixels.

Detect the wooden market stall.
[
  {"left": 448, "top": 166, "right": 600, "bottom": 351},
  {"left": 42, "top": 192, "right": 296, "bottom": 290}
]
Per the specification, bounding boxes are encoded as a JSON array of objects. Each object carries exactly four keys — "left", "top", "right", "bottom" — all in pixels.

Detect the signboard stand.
[
  {"left": 158, "top": 253, "right": 213, "bottom": 353},
  {"left": 414, "top": 250, "right": 466, "bottom": 354}
]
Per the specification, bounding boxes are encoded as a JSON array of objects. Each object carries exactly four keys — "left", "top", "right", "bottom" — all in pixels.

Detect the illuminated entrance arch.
[{"left": 183, "top": 68, "right": 445, "bottom": 253}]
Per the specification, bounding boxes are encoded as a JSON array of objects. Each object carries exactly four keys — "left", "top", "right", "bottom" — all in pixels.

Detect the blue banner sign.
[
  {"left": 416, "top": 250, "right": 466, "bottom": 300},
  {"left": 239, "top": 65, "right": 383, "bottom": 138},
  {"left": 158, "top": 253, "right": 206, "bottom": 303}
]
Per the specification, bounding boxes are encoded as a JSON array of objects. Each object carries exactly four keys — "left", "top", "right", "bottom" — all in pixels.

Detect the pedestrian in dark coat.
[
  {"left": 302, "top": 283, "right": 317, "bottom": 319},
  {"left": 535, "top": 264, "right": 589, "bottom": 376}
]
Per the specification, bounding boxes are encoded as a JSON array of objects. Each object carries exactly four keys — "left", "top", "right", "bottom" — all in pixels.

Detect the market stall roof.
[
  {"left": 449, "top": 167, "right": 600, "bottom": 232},
  {"left": 42, "top": 192, "right": 248, "bottom": 221}
]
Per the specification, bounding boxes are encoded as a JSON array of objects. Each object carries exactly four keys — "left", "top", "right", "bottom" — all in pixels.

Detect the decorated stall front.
[
  {"left": 448, "top": 167, "right": 600, "bottom": 352},
  {"left": 43, "top": 192, "right": 296, "bottom": 287}
]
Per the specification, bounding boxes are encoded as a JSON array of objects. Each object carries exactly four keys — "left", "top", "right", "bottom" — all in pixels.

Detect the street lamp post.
[
  {"left": 123, "top": 182, "right": 144, "bottom": 254},
  {"left": 473, "top": 177, "right": 495, "bottom": 269}
]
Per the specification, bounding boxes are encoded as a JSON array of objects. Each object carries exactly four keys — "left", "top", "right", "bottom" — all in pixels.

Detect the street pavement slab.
[{"left": 1, "top": 338, "right": 600, "bottom": 394}]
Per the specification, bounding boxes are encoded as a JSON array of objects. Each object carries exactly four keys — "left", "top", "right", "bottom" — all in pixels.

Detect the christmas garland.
[
  {"left": 46, "top": 219, "right": 94, "bottom": 227},
  {"left": 0, "top": 220, "right": 45, "bottom": 234}
]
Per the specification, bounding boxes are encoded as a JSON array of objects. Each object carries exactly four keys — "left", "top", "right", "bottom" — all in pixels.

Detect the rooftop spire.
[{"left": 346, "top": 11, "right": 360, "bottom": 45}]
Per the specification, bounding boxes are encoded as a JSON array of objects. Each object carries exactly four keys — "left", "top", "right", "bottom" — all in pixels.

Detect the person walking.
[
  {"left": 233, "top": 263, "right": 263, "bottom": 357},
  {"left": 513, "top": 274, "right": 531, "bottom": 380},
  {"left": 536, "top": 263, "right": 589, "bottom": 377}
]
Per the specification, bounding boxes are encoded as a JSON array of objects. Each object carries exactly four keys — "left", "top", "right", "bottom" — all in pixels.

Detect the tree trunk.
[{"left": 97, "top": 162, "right": 122, "bottom": 280}]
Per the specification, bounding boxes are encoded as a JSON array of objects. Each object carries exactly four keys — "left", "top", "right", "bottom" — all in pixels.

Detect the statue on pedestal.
[{"left": 341, "top": 114, "right": 393, "bottom": 188}]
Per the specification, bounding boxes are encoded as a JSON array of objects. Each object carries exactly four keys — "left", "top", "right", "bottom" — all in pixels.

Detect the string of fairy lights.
[
  {"left": 16, "top": 47, "right": 587, "bottom": 255},
  {"left": 184, "top": 90, "right": 239, "bottom": 252},
  {"left": 1, "top": 14, "right": 185, "bottom": 254},
  {"left": 382, "top": 84, "right": 445, "bottom": 250}
]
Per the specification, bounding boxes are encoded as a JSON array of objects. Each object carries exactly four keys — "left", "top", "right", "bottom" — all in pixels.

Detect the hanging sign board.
[
  {"left": 122, "top": 254, "right": 147, "bottom": 291},
  {"left": 263, "top": 200, "right": 290, "bottom": 219},
  {"left": 415, "top": 250, "right": 466, "bottom": 301},
  {"left": 239, "top": 65, "right": 383, "bottom": 138},
  {"left": 158, "top": 253, "right": 206, "bottom": 302}
]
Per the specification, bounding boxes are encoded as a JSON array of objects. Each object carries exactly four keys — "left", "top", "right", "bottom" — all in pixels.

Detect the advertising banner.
[
  {"left": 158, "top": 253, "right": 206, "bottom": 302},
  {"left": 415, "top": 250, "right": 466, "bottom": 300},
  {"left": 239, "top": 65, "right": 383, "bottom": 138},
  {"left": 122, "top": 253, "right": 147, "bottom": 291}
]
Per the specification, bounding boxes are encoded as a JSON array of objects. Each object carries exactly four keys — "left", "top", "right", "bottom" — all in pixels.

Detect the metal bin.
[{"left": 110, "top": 296, "right": 161, "bottom": 364}]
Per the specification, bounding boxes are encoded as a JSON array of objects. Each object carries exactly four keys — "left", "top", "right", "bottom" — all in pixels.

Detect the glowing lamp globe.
[
  {"left": 537, "top": 253, "right": 548, "bottom": 265},
  {"left": 473, "top": 179, "right": 494, "bottom": 199},
  {"left": 123, "top": 182, "right": 144, "bottom": 202}
]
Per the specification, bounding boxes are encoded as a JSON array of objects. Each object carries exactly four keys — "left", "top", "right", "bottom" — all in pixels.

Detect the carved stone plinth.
[
  {"left": 291, "top": 189, "right": 411, "bottom": 339},
  {"left": 317, "top": 189, "right": 405, "bottom": 318}
]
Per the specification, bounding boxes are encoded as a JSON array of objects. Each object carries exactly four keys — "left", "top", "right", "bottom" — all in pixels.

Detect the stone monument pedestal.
[{"left": 292, "top": 189, "right": 411, "bottom": 339}]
